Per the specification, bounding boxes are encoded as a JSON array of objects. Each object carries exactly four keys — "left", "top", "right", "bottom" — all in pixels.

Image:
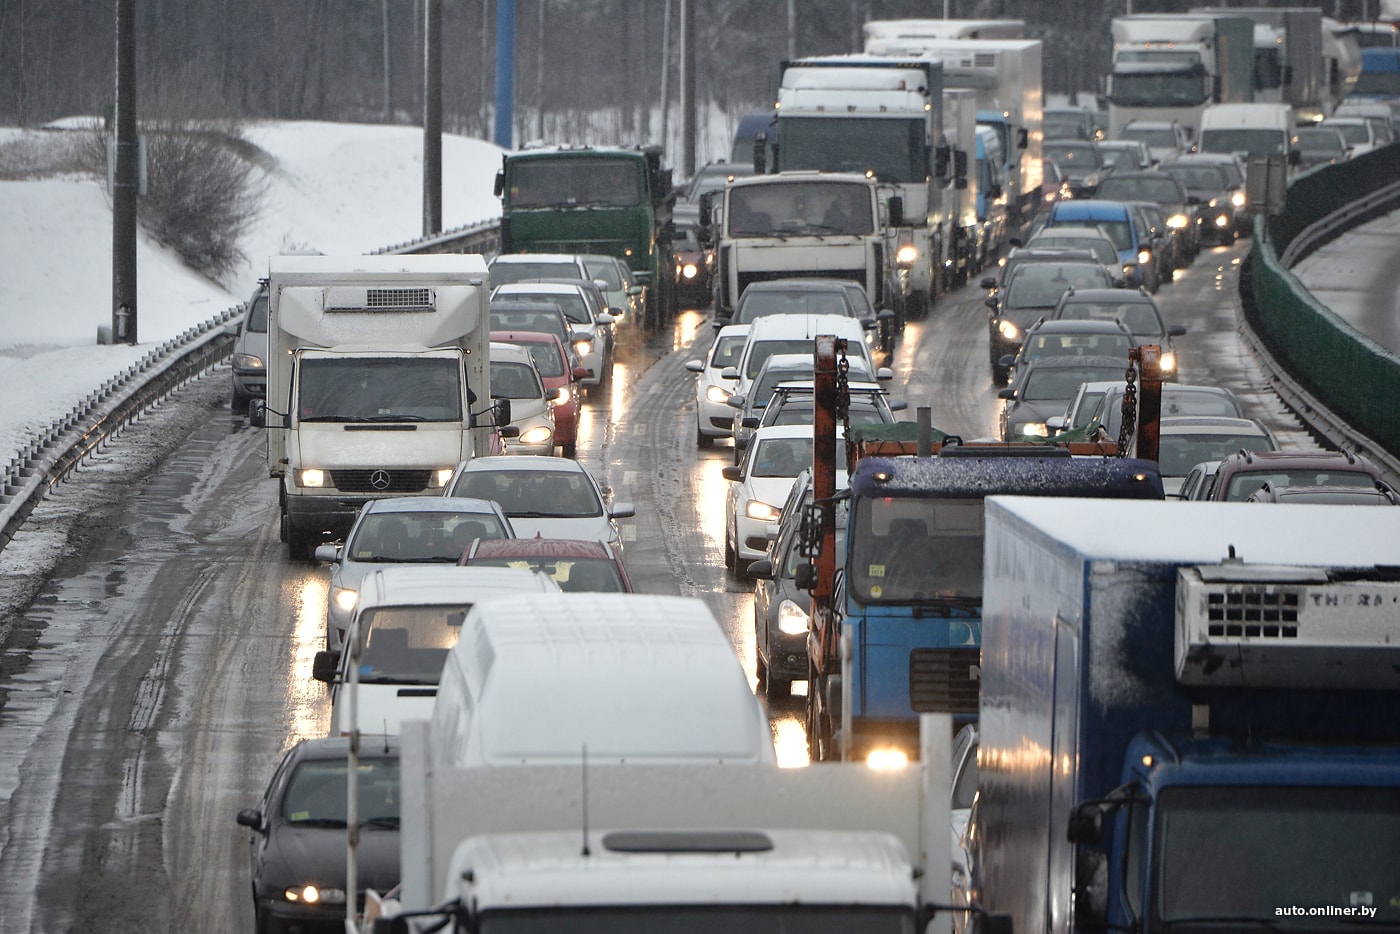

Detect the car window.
[
  {"left": 751, "top": 437, "right": 813, "bottom": 478},
  {"left": 348, "top": 511, "right": 509, "bottom": 562},
  {"left": 246, "top": 293, "right": 269, "bottom": 332},
  {"left": 710, "top": 334, "right": 747, "bottom": 369},
  {"left": 490, "top": 361, "right": 543, "bottom": 400},
  {"left": 584, "top": 258, "right": 623, "bottom": 290},
  {"left": 1159, "top": 432, "right": 1274, "bottom": 476},
  {"left": 451, "top": 470, "right": 602, "bottom": 518},
  {"left": 1021, "top": 365, "right": 1122, "bottom": 401},
  {"left": 736, "top": 289, "right": 853, "bottom": 322},
  {"left": 489, "top": 261, "right": 579, "bottom": 287},
  {"left": 283, "top": 757, "right": 400, "bottom": 825},
  {"left": 510, "top": 340, "right": 566, "bottom": 378}
]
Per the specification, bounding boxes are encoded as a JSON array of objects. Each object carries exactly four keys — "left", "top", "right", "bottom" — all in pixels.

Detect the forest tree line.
[{"left": 1, "top": 0, "right": 1378, "bottom": 157}]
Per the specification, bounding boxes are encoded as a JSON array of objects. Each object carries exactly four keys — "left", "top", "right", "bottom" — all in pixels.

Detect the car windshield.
[
  {"left": 1044, "top": 142, "right": 1100, "bottom": 170},
  {"left": 583, "top": 258, "right": 623, "bottom": 290},
  {"left": 348, "top": 511, "right": 509, "bottom": 562},
  {"left": 247, "top": 293, "right": 268, "bottom": 332},
  {"left": 491, "top": 361, "right": 543, "bottom": 400},
  {"left": 508, "top": 340, "right": 565, "bottom": 379},
  {"left": 1095, "top": 178, "right": 1184, "bottom": 204},
  {"left": 1122, "top": 126, "right": 1177, "bottom": 147},
  {"left": 1158, "top": 431, "right": 1274, "bottom": 476},
  {"left": 1028, "top": 236, "right": 1117, "bottom": 266},
  {"left": 355, "top": 606, "right": 467, "bottom": 683},
  {"left": 710, "top": 334, "right": 747, "bottom": 369},
  {"left": 282, "top": 757, "right": 400, "bottom": 827},
  {"left": 489, "top": 261, "right": 579, "bottom": 287},
  {"left": 1162, "top": 165, "right": 1228, "bottom": 191},
  {"left": 1096, "top": 388, "right": 1243, "bottom": 437},
  {"left": 1221, "top": 468, "right": 1376, "bottom": 502},
  {"left": 1007, "top": 266, "right": 1112, "bottom": 307},
  {"left": 500, "top": 290, "right": 591, "bottom": 325},
  {"left": 505, "top": 157, "right": 641, "bottom": 209},
  {"left": 450, "top": 470, "right": 603, "bottom": 518},
  {"left": 472, "top": 555, "right": 626, "bottom": 593},
  {"left": 1052, "top": 216, "right": 1131, "bottom": 251},
  {"left": 736, "top": 288, "right": 853, "bottom": 322},
  {"left": 1294, "top": 129, "right": 1346, "bottom": 153},
  {"left": 750, "top": 437, "right": 813, "bottom": 478},
  {"left": 490, "top": 307, "right": 571, "bottom": 345},
  {"left": 1021, "top": 331, "right": 1132, "bottom": 362},
  {"left": 768, "top": 400, "right": 892, "bottom": 429},
  {"left": 1021, "top": 365, "right": 1123, "bottom": 402},
  {"left": 1057, "top": 301, "right": 1165, "bottom": 339}
]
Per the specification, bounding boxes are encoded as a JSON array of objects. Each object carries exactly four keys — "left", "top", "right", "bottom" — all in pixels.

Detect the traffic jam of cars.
[{"left": 227, "top": 14, "right": 1400, "bottom": 933}]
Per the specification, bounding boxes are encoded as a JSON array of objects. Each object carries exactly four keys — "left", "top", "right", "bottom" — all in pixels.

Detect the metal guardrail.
[{"left": 0, "top": 218, "right": 505, "bottom": 554}]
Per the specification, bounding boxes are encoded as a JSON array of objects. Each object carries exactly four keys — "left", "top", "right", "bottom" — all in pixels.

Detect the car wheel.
[
  {"left": 755, "top": 653, "right": 769, "bottom": 693},
  {"left": 767, "top": 675, "right": 792, "bottom": 701},
  {"left": 562, "top": 441, "right": 577, "bottom": 458},
  {"left": 231, "top": 388, "right": 250, "bottom": 414},
  {"left": 696, "top": 428, "right": 713, "bottom": 449},
  {"left": 724, "top": 531, "right": 736, "bottom": 571},
  {"left": 992, "top": 363, "right": 1010, "bottom": 387}
]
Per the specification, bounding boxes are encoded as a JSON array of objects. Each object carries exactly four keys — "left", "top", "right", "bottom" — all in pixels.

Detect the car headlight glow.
[
  {"left": 233, "top": 353, "right": 265, "bottom": 369},
  {"left": 518, "top": 425, "right": 554, "bottom": 445},
  {"left": 1231, "top": 191, "right": 1246, "bottom": 208},
  {"left": 1019, "top": 422, "right": 1050, "bottom": 438},
  {"left": 777, "top": 599, "right": 810, "bottom": 635},
  {"left": 574, "top": 338, "right": 593, "bottom": 357},
  {"left": 428, "top": 468, "right": 454, "bottom": 489},
  {"left": 284, "top": 885, "right": 347, "bottom": 905},
  {"left": 1167, "top": 213, "right": 1189, "bottom": 229},
  {"left": 745, "top": 500, "right": 782, "bottom": 523},
  {"left": 998, "top": 320, "right": 1020, "bottom": 341},
  {"left": 1215, "top": 214, "right": 1229, "bottom": 227},
  {"left": 332, "top": 588, "right": 357, "bottom": 614},
  {"left": 1208, "top": 197, "right": 1220, "bottom": 209},
  {"left": 550, "top": 385, "right": 572, "bottom": 405},
  {"left": 896, "top": 244, "right": 919, "bottom": 265},
  {"left": 1137, "top": 248, "right": 1152, "bottom": 266},
  {"left": 297, "top": 468, "right": 326, "bottom": 488},
  {"left": 705, "top": 385, "right": 732, "bottom": 404},
  {"left": 681, "top": 263, "right": 699, "bottom": 279}
]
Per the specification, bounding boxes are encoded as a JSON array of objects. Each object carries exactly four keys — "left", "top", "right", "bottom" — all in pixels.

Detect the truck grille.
[
  {"left": 908, "top": 647, "right": 981, "bottom": 714},
  {"left": 330, "top": 469, "right": 435, "bottom": 494}
]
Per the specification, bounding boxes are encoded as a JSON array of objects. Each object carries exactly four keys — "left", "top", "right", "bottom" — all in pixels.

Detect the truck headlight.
[
  {"left": 777, "top": 599, "right": 810, "bottom": 635},
  {"left": 745, "top": 500, "right": 782, "bottom": 523},
  {"left": 233, "top": 353, "right": 265, "bottom": 370},
  {"left": 331, "top": 588, "right": 357, "bottom": 614},
  {"left": 896, "top": 244, "right": 919, "bottom": 265},
  {"left": 681, "top": 262, "right": 699, "bottom": 280},
  {"left": 428, "top": 468, "right": 454, "bottom": 489},
  {"left": 866, "top": 748, "right": 910, "bottom": 770},
  {"left": 296, "top": 468, "right": 327, "bottom": 488},
  {"left": 284, "top": 885, "right": 346, "bottom": 905},
  {"left": 518, "top": 425, "right": 554, "bottom": 445}
]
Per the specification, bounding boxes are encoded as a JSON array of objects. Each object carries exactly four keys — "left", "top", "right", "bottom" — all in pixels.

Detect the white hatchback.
[
  {"left": 684, "top": 323, "right": 750, "bottom": 448},
  {"left": 490, "top": 341, "right": 555, "bottom": 456}
]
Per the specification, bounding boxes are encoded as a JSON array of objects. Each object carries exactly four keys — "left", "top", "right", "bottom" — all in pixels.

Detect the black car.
[
  {"left": 1090, "top": 171, "right": 1200, "bottom": 266},
  {"left": 671, "top": 221, "right": 714, "bottom": 307},
  {"left": 1042, "top": 139, "right": 1107, "bottom": 197},
  {"left": 998, "top": 354, "right": 1128, "bottom": 441},
  {"left": 237, "top": 737, "right": 400, "bottom": 934},
  {"left": 1158, "top": 157, "right": 1242, "bottom": 246}
]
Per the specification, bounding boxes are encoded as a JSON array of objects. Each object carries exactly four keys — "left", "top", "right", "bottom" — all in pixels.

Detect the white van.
[
  {"left": 1198, "top": 103, "right": 1298, "bottom": 165},
  {"left": 722, "top": 312, "right": 890, "bottom": 407},
  {"left": 316, "top": 565, "right": 559, "bottom": 736},
  {"left": 430, "top": 592, "right": 778, "bottom": 766}
]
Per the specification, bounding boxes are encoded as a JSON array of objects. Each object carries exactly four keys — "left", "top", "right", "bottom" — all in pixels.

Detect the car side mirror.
[
  {"left": 609, "top": 502, "right": 636, "bottom": 520},
  {"left": 748, "top": 558, "right": 775, "bottom": 580},
  {"left": 314, "top": 543, "right": 341, "bottom": 564},
  {"left": 597, "top": 312, "right": 616, "bottom": 326},
  {"left": 311, "top": 650, "right": 341, "bottom": 684},
  {"left": 236, "top": 808, "right": 266, "bottom": 832},
  {"left": 985, "top": 296, "right": 999, "bottom": 309},
  {"left": 685, "top": 360, "right": 704, "bottom": 373},
  {"left": 721, "top": 465, "right": 743, "bottom": 481},
  {"left": 727, "top": 394, "right": 747, "bottom": 409},
  {"left": 573, "top": 366, "right": 589, "bottom": 380},
  {"left": 998, "top": 388, "right": 1016, "bottom": 400},
  {"left": 980, "top": 276, "right": 997, "bottom": 290},
  {"left": 1168, "top": 324, "right": 1186, "bottom": 337}
]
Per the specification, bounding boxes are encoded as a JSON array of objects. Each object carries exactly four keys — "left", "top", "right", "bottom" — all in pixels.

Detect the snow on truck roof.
[{"left": 986, "top": 496, "right": 1400, "bottom": 567}]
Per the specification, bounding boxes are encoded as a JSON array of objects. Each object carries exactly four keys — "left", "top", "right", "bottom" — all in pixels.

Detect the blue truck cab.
[
  {"left": 976, "top": 498, "right": 1400, "bottom": 934},
  {"left": 806, "top": 449, "right": 1163, "bottom": 762}
]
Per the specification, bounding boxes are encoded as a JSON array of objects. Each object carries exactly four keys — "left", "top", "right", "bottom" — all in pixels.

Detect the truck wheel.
[
  {"left": 766, "top": 675, "right": 792, "bottom": 701},
  {"left": 992, "top": 362, "right": 1010, "bottom": 387},
  {"left": 908, "top": 289, "right": 929, "bottom": 321},
  {"left": 231, "top": 388, "right": 250, "bottom": 415}
]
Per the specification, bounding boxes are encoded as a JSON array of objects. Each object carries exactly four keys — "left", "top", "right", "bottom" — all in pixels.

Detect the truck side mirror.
[
  {"left": 933, "top": 143, "right": 950, "bottom": 180},
  {"left": 1067, "top": 802, "right": 1105, "bottom": 845},
  {"left": 1016, "top": 127, "right": 1029, "bottom": 150},
  {"left": 311, "top": 650, "right": 341, "bottom": 684},
  {"left": 753, "top": 132, "right": 768, "bottom": 175},
  {"left": 1288, "top": 148, "right": 1301, "bottom": 167},
  {"left": 248, "top": 399, "right": 267, "bottom": 428},
  {"left": 954, "top": 150, "right": 969, "bottom": 180},
  {"left": 794, "top": 562, "right": 818, "bottom": 591},
  {"left": 1072, "top": 848, "right": 1110, "bottom": 930},
  {"left": 888, "top": 195, "right": 905, "bottom": 228},
  {"left": 495, "top": 397, "right": 512, "bottom": 427},
  {"left": 493, "top": 170, "right": 505, "bottom": 198}
]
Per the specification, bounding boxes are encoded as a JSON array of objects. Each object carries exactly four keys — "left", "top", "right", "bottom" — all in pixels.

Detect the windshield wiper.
[
  {"left": 289, "top": 817, "right": 348, "bottom": 828},
  {"left": 362, "top": 816, "right": 401, "bottom": 829}
]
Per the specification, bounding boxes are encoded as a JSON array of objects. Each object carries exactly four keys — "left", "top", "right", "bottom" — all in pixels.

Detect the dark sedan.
[{"left": 236, "top": 736, "right": 400, "bottom": 934}]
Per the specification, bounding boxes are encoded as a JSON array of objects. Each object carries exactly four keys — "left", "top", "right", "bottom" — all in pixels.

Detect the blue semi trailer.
[{"left": 973, "top": 497, "right": 1400, "bottom": 934}]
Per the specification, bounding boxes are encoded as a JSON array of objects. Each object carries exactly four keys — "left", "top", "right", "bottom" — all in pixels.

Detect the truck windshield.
[
  {"left": 778, "top": 116, "right": 928, "bottom": 183},
  {"left": 727, "top": 181, "right": 874, "bottom": 238},
  {"left": 506, "top": 157, "right": 642, "bottom": 209},
  {"left": 1153, "top": 786, "right": 1400, "bottom": 925},
  {"left": 847, "top": 496, "right": 984, "bottom": 612},
  {"left": 1109, "top": 71, "right": 1209, "bottom": 108},
  {"left": 478, "top": 905, "right": 917, "bottom": 933},
  {"left": 297, "top": 357, "right": 463, "bottom": 422},
  {"left": 1354, "top": 71, "right": 1400, "bottom": 96}
]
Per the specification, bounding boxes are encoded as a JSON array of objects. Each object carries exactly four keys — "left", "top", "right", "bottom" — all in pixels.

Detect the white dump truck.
[{"left": 251, "top": 254, "right": 496, "bottom": 561}]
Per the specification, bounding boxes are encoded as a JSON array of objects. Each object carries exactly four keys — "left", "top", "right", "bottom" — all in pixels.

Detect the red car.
[
  {"left": 491, "top": 330, "right": 587, "bottom": 458},
  {"left": 460, "top": 537, "right": 632, "bottom": 593}
]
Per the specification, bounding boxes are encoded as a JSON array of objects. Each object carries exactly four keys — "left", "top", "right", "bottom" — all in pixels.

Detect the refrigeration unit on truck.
[
  {"left": 1105, "top": 14, "right": 1255, "bottom": 140},
  {"left": 250, "top": 254, "right": 496, "bottom": 561},
  {"left": 705, "top": 171, "right": 895, "bottom": 326},
  {"left": 974, "top": 497, "right": 1400, "bottom": 934},
  {"left": 373, "top": 591, "right": 967, "bottom": 934},
  {"left": 494, "top": 143, "right": 677, "bottom": 327},
  {"left": 861, "top": 35, "right": 1045, "bottom": 242},
  {"left": 773, "top": 55, "right": 950, "bottom": 321}
]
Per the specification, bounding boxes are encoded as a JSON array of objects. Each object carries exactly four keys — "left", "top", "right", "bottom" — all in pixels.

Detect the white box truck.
[
  {"left": 251, "top": 254, "right": 496, "bottom": 561},
  {"left": 375, "top": 593, "right": 967, "bottom": 934}
]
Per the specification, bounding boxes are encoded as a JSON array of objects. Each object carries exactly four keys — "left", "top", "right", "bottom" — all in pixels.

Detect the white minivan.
[
  {"left": 315, "top": 565, "right": 559, "bottom": 736},
  {"left": 429, "top": 592, "right": 778, "bottom": 767}
]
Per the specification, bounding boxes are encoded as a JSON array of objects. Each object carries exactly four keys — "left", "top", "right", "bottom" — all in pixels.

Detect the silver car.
[
  {"left": 228, "top": 284, "right": 268, "bottom": 414},
  {"left": 315, "top": 497, "right": 515, "bottom": 652}
]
